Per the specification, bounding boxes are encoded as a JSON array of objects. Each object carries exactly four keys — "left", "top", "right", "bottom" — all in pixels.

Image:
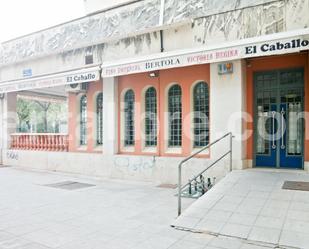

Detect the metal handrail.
[{"left": 177, "top": 132, "right": 233, "bottom": 216}]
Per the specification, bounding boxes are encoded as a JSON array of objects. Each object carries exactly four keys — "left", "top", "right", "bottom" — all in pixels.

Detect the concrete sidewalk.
[
  {"left": 172, "top": 169, "right": 309, "bottom": 249},
  {"left": 0, "top": 166, "right": 301, "bottom": 249}
]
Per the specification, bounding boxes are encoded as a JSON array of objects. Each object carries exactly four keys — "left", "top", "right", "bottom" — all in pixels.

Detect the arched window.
[
  {"left": 193, "top": 82, "right": 209, "bottom": 147},
  {"left": 168, "top": 85, "right": 182, "bottom": 147},
  {"left": 124, "top": 90, "right": 135, "bottom": 146},
  {"left": 80, "top": 95, "right": 87, "bottom": 145},
  {"left": 96, "top": 93, "right": 103, "bottom": 145},
  {"left": 145, "top": 87, "right": 157, "bottom": 147}
]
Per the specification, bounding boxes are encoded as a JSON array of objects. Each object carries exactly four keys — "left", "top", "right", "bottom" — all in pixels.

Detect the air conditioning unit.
[{"left": 65, "top": 83, "right": 88, "bottom": 93}]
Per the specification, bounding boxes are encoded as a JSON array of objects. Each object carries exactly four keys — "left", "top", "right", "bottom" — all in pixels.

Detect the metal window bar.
[
  {"left": 168, "top": 85, "right": 182, "bottom": 147},
  {"left": 124, "top": 90, "right": 135, "bottom": 146},
  {"left": 96, "top": 93, "right": 103, "bottom": 145},
  {"left": 193, "top": 82, "right": 209, "bottom": 147},
  {"left": 177, "top": 132, "right": 233, "bottom": 216},
  {"left": 80, "top": 95, "right": 87, "bottom": 145},
  {"left": 145, "top": 87, "right": 157, "bottom": 147}
]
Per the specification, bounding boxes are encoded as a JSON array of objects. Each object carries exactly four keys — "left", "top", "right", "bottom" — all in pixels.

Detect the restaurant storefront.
[{"left": 0, "top": 28, "right": 309, "bottom": 183}]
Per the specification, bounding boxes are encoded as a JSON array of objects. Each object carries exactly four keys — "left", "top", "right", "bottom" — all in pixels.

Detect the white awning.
[
  {"left": 0, "top": 65, "right": 101, "bottom": 93},
  {"left": 101, "top": 28, "right": 309, "bottom": 77}
]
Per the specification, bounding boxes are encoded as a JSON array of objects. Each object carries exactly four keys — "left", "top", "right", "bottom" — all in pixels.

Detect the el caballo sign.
[
  {"left": 0, "top": 70, "right": 100, "bottom": 93},
  {"left": 102, "top": 36, "right": 309, "bottom": 77},
  {"left": 66, "top": 72, "right": 97, "bottom": 83},
  {"left": 245, "top": 38, "right": 309, "bottom": 55}
]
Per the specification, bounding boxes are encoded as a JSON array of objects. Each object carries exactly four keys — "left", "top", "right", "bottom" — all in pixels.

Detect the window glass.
[
  {"left": 168, "top": 85, "right": 182, "bottom": 147},
  {"left": 145, "top": 87, "right": 157, "bottom": 147},
  {"left": 193, "top": 82, "right": 209, "bottom": 147},
  {"left": 96, "top": 93, "right": 103, "bottom": 145},
  {"left": 80, "top": 95, "right": 87, "bottom": 145},
  {"left": 124, "top": 90, "right": 135, "bottom": 146}
]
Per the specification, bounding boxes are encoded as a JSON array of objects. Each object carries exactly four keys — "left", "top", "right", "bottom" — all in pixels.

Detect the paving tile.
[
  {"left": 279, "top": 230, "right": 309, "bottom": 249},
  {"left": 203, "top": 210, "right": 233, "bottom": 222},
  {"left": 4, "top": 222, "right": 50, "bottom": 236},
  {"left": 182, "top": 232, "right": 214, "bottom": 245},
  {"left": 181, "top": 207, "right": 210, "bottom": 219},
  {"left": 240, "top": 197, "right": 267, "bottom": 208},
  {"left": 269, "top": 191, "right": 294, "bottom": 201},
  {"left": 240, "top": 243, "right": 273, "bottom": 249},
  {"left": 209, "top": 236, "right": 243, "bottom": 249},
  {"left": 0, "top": 231, "right": 15, "bottom": 242},
  {"left": 17, "top": 243, "right": 52, "bottom": 249},
  {"left": 247, "top": 191, "right": 270, "bottom": 200},
  {"left": 0, "top": 237, "right": 31, "bottom": 249},
  {"left": 283, "top": 218, "right": 309, "bottom": 234},
  {"left": 254, "top": 216, "right": 284, "bottom": 229},
  {"left": 236, "top": 204, "right": 263, "bottom": 216},
  {"left": 289, "top": 201, "right": 309, "bottom": 212},
  {"left": 259, "top": 207, "right": 288, "bottom": 219},
  {"left": 286, "top": 210, "right": 309, "bottom": 222},
  {"left": 195, "top": 219, "right": 226, "bottom": 234},
  {"left": 228, "top": 213, "right": 257, "bottom": 226},
  {"left": 133, "top": 235, "right": 179, "bottom": 249},
  {"left": 21, "top": 229, "right": 77, "bottom": 248},
  {"left": 172, "top": 216, "right": 201, "bottom": 229},
  {"left": 248, "top": 226, "right": 281, "bottom": 245},
  {"left": 263, "top": 199, "right": 290, "bottom": 210},
  {"left": 220, "top": 196, "right": 244, "bottom": 205},
  {"left": 204, "top": 246, "right": 222, "bottom": 249},
  {"left": 293, "top": 192, "right": 309, "bottom": 203},
  {"left": 220, "top": 223, "right": 251, "bottom": 239},
  {"left": 213, "top": 201, "right": 240, "bottom": 212},
  {"left": 168, "top": 239, "right": 206, "bottom": 249}
]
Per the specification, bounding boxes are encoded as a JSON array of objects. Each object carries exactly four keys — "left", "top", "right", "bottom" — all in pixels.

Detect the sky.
[{"left": 0, "top": 0, "right": 85, "bottom": 42}]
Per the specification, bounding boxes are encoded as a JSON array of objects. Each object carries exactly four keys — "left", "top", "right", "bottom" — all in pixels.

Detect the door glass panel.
[
  {"left": 280, "top": 87, "right": 303, "bottom": 156},
  {"left": 287, "top": 101, "right": 302, "bottom": 155},
  {"left": 255, "top": 75, "right": 277, "bottom": 156},
  {"left": 257, "top": 105, "right": 269, "bottom": 154}
]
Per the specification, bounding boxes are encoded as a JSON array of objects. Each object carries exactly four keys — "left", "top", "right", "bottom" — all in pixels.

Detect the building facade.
[{"left": 0, "top": 0, "right": 308, "bottom": 184}]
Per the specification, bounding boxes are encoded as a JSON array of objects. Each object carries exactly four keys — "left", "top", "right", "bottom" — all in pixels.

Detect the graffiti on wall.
[
  {"left": 114, "top": 156, "right": 156, "bottom": 172},
  {"left": 6, "top": 151, "right": 19, "bottom": 160}
]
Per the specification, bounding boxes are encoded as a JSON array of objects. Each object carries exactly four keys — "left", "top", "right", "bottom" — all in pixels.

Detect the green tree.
[
  {"left": 16, "top": 98, "right": 33, "bottom": 132},
  {"left": 17, "top": 97, "right": 67, "bottom": 133}
]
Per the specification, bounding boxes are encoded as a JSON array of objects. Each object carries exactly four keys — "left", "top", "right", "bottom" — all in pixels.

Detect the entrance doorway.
[{"left": 254, "top": 69, "right": 304, "bottom": 169}]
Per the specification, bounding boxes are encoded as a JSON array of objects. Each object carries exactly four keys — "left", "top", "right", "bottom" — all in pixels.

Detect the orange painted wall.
[
  {"left": 68, "top": 80, "right": 103, "bottom": 153},
  {"left": 118, "top": 64, "right": 210, "bottom": 157},
  {"left": 246, "top": 52, "right": 309, "bottom": 161}
]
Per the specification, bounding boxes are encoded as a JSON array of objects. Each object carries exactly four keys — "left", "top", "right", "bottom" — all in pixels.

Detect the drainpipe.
[
  {"left": 159, "top": 0, "right": 165, "bottom": 53},
  {"left": 160, "top": 30, "right": 164, "bottom": 53}
]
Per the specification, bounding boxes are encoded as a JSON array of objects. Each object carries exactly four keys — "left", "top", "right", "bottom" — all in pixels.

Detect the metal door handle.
[
  {"left": 281, "top": 109, "right": 285, "bottom": 149},
  {"left": 272, "top": 111, "right": 276, "bottom": 149}
]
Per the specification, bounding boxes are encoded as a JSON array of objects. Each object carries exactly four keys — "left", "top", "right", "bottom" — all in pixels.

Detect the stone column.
[
  {"left": 103, "top": 77, "right": 118, "bottom": 155},
  {"left": 210, "top": 60, "right": 247, "bottom": 170},
  {"left": 0, "top": 92, "right": 17, "bottom": 164}
]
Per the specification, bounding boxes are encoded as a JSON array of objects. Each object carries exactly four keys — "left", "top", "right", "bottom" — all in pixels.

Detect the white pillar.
[
  {"left": 210, "top": 60, "right": 247, "bottom": 170},
  {"left": 0, "top": 92, "right": 17, "bottom": 164},
  {"left": 103, "top": 77, "right": 118, "bottom": 155}
]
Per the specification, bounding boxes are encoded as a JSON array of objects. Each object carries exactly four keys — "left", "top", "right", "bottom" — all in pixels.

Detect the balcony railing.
[{"left": 11, "top": 133, "right": 69, "bottom": 152}]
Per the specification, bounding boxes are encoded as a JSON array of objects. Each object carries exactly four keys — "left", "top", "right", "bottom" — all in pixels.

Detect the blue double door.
[{"left": 254, "top": 69, "right": 304, "bottom": 169}]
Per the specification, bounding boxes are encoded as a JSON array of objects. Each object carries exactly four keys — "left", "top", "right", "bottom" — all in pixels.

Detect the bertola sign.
[
  {"left": 102, "top": 48, "right": 240, "bottom": 77},
  {"left": 102, "top": 36, "right": 309, "bottom": 77}
]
